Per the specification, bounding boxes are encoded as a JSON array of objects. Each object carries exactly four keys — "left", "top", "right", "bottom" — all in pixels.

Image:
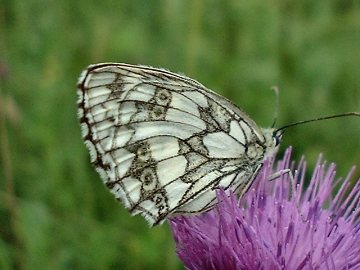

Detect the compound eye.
[
  {"left": 273, "top": 134, "right": 281, "bottom": 146},
  {"left": 272, "top": 130, "right": 283, "bottom": 147}
]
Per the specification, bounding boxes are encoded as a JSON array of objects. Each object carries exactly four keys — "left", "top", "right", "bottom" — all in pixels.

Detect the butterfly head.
[{"left": 261, "top": 128, "right": 283, "bottom": 159}]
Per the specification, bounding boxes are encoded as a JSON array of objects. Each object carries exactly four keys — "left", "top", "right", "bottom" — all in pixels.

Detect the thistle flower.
[{"left": 170, "top": 148, "right": 360, "bottom": 270}]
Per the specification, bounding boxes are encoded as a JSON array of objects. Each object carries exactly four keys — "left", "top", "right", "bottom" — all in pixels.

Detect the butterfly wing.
[{"left": 78, "top": 63, "right": 267, "bottom": 225}]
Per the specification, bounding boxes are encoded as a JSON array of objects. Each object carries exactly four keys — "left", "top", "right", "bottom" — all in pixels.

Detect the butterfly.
[{"left": 77, "top": 63, "right": 281, "bottom": 226}]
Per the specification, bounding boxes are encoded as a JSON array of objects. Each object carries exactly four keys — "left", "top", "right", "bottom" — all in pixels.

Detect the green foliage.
[{"left": 1, "top": 0, "right": 359, "bottom": 269}]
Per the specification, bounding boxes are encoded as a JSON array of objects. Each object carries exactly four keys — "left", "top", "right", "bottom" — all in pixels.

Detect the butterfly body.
[{"left": 77, "top": 63, "right": 279, "bottom": 225}]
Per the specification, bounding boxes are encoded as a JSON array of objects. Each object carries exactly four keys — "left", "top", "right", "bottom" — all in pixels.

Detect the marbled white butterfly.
[{"left": 77, "top": 63, "right": 359, "bottom": 226}]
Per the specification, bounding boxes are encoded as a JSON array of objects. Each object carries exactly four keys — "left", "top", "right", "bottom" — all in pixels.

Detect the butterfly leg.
[{"left": 268, "top": 169, "right": 294, "bottom": 183}]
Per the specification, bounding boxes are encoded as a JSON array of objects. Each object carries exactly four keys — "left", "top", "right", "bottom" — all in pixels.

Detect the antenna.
[
  {"left": 270, "top": 86, "right": 279, "bottom": 128},
  {"left": 275, "top": 112, "right": 360, "bottom": 134}
]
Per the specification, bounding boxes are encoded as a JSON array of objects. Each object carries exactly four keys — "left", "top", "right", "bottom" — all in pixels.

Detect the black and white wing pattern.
[{"left": 77, "top": 63, "right": 279, "bottom": 226}]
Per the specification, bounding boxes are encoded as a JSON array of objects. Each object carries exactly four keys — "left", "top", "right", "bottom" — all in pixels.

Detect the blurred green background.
[{"left": 1, "top": 1, "right": 360, "bottom": 269}]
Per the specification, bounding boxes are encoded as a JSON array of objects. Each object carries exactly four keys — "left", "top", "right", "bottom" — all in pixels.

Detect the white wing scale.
[{"left": 78, "top": 63, "right": 277, "bottom": 225}]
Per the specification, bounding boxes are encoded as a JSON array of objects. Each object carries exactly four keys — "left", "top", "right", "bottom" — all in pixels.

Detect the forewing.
[{"left": 78, "top": 63, "right": 265, "bottom": 225}]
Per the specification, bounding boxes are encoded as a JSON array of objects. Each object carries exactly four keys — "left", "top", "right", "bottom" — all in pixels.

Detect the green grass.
[{"left": 1, "top": 1, "right": 360, "bottom": 269}]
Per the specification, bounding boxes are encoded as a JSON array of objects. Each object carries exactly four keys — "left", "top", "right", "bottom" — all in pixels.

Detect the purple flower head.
[{"left": 170, "top": 148, "right": 360, "bottom": 270}]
